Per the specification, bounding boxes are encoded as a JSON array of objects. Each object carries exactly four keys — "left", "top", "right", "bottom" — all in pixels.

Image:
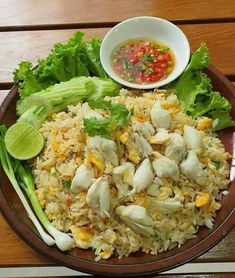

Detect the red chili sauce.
[{"left": 111, "top": 39, "right": 175, "bottom": 84}]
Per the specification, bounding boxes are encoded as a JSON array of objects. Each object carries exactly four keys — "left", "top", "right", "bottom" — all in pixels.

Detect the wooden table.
[{"left": 0, "top": 1, "right": 234, "bottom": 277}]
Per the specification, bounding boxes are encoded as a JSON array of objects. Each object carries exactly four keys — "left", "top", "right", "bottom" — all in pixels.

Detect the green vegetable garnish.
[
  {"left": 17, "top": 76, "right": 121, "bottom": 129},
  {"left": 13, "top": 32, "right": 107, "bottom": 99},
  {"left": 141, "top": 53, "right": 154, "bottom": 62},
  {"left": 210, "top": 110, "right": 235, "bottom": 131},
  {"left": 63, "top": 182, "right": 71, "bottom": 189},
  {"left": 84, "top": 100, "right": 132, "bottom": 138},
  {"left": 4, "top": 122, "right": 44, "bottom": 160},
  {"left": 212, "top": 160, "right": 222, "bottom": 169},
  {"left": 183, "top": 152, "right": 189, "bottom": 160},
  {"left": 0, "top": 125, "right": 74, "bottom": 251},
  {"left": 172, "top": 43, "right": 234, "bottom": 131}
]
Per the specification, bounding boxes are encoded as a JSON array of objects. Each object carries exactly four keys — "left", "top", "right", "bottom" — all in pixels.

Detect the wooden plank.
[
  {"left": 0, "top": 28, "right": 107, "bottom": 84},
  {"left": 5, "top": 273, "right": 235, "bottom": 278},
  {"left": 195, "top": 229, "right": 235, "bottom": 262},
  {"left": 23, "top": 276, "right": 235, "bottom": 278},
  {"left": 18, "top": 273, "right": 234, "bottom": 278},
  {"left": 0, "top": 90, "right": 8, "bottom": 105},
  {"left": 0, "top": 214, "right": 53, "bottom": 265},
  {"left": 0, "top": 23, "right": 234, "bottom": 84},
  {"left": 0, "top": 213, "right": 234, "bottom": 266},
  {"left": 155, "top": 275, "right": 235, "bottom": 278},
  {"left": 0, "top": 0, "right": 234, "bottom": 28},
  {"left": 181, "top": 23, "right": 235, "bottom": 77}
]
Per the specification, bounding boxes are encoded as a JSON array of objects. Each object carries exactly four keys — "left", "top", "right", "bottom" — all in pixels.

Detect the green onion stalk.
[{"left": 0, "top": 125, "right": 74, "bottom": 251}]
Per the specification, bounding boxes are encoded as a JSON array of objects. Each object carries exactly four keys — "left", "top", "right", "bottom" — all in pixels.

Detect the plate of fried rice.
[
  {"left": 33, "top": 87, "right": 230, "bottom": 259},
  {"left": 0, "top": 65, "right": 234, "bottom": 275}
]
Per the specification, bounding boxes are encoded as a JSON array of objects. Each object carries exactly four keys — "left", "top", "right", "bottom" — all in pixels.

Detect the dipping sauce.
[{"left": 110, "top": 39, "right": 175, "bottom": 84}]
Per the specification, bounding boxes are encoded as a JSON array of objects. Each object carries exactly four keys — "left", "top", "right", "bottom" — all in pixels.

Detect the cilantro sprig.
[{"left": 83, "top": 100, "right": 132, "bottom": 138}]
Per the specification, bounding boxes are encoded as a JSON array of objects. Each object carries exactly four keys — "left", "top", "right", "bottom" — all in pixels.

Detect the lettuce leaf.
[
  {"left": 36, "top": 32, "right": 89, "bottom": 82},
  {"left": 13, "top": 32, "right": 107, "bottom": 99},
  {"left": 184, "top": 42, "right": 210, "bottom": 72},
  {"left": 83, "top": 37, "right": 107, "bottom": 78},
  {"left": 13, "top": 61, "right": 52, "bottom": 97},
  {"left": 173, "top": 43, "right": 210, "bottom": 105},
  {"left": 178, "top": 74, "right": 212, "bottom": 110},
  {"left": 190, "top": 91, "right": 231, "bottom": 118},
  {"left": 173, "top": 43, "right": 234, "bottom": 131},
  {"left": 210, "top": 110, "right": 235, "bottom": 131}
]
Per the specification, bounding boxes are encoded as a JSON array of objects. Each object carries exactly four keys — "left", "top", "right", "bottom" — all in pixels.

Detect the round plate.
[{"left": 0, "top": 65, "right": 234, "bottom": 276}]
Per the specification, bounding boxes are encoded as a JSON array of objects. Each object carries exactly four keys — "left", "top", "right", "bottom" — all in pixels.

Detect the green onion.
[
  {"left": 159, "top": 47, "right": 170, "bottom": 53},
  {"left": 141, "top": 54, "right": 154, "bottom": 62},
  {"left": 0, "top": 125, "right": 74, "bottom": 251}
]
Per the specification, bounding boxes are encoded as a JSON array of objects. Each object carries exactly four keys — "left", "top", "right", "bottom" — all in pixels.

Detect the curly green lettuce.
[
  {"left": 13, "top": 32, "right": 107, "bottom": 99},
  {"left": 172, "top": 43, "right": 234, "bottom": 131}
]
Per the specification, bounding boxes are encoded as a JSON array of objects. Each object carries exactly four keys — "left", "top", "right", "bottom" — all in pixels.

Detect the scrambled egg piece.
[
  {"left": 99, "top": 250, "right": 112, "bottom": 259},
  {"left": 86, "top": 152, "right": 104, "bottom": 177},
  {"left": 195, "top": 192, "right": 210, "bottom": 207},
  {"left": 161, "top": 102, "right": 172, "bottom": 110},
  {"left": 197, "top": 117, "right": 212, "bottom": 130},
  {"left": 50, "top": 139, "right": 66, "bottom": 160},
  {"left": 119, "top": 132, "right": 129, "bottom": 144},
  {"left": 128, "top": 149, "right": 141, "bottom": 164},
  {"left": 71, "top": 226, "right": 93, "bottom": 249},
  {"left": 51, "top": 139, "right": 60, "bottom": 150}
]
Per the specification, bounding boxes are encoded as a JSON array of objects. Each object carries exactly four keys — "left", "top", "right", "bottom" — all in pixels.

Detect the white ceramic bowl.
[{"left": 100, "top": 16, "right": 190, "bottom": 89}]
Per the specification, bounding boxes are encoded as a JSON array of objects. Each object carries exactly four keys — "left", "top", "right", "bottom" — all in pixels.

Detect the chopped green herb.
[
  {"left": 159, "top": 47, "right": 170, "bottom": 53},
  {"left": 123, "top": 58, "right": 132, "bottom": 70},
  {"left": 63, "top": 182, "right": 71, "bottom": 189},
  {"left": 212, "top": 160, "right": 222, "bottom": 169},
  {"left": 137, "top": 64, "right": 152, "bottom": 74},
  {"left": 145, "top": 68, "right": 153, "bottom": 74},
  {"left": 137, "top": 65, "right": 145, "bottom": 72},
  {"left": 84, "top": 100, "right": 132, "bottom": 138},
  {"left": 141, "top": 53, "right": 154, "bottom": 62},
  {"left": 183, "top": 152, "right": 188, "bottom": 160}
]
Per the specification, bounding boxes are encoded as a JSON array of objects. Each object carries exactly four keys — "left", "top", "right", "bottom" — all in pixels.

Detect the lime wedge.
[{"left": 4, "top": 122, "right": 44, "bottom": 160}]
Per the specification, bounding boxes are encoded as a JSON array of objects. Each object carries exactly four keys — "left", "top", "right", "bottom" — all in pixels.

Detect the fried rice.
[{"left": 33, "top": 89, "right": 230, "bottom": 260}]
